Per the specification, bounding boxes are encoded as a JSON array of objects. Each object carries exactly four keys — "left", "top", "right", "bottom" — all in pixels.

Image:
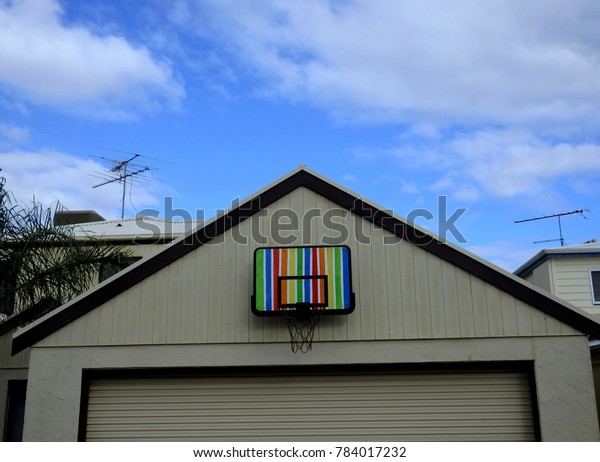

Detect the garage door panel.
[{"left": 85, "top": 370, "right": 536, "bottom": 442}]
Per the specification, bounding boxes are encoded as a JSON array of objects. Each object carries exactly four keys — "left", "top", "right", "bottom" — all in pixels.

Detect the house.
[
  {"left": 1, "top": 212, "right": 202, "bottom": 322},
  {"left": 0, "top": 214, "right": 200, "bottom": 440},
  {"left": 3, "top": 166, "right": 600, "bottom": 441},
  {"left": 515, "top": 241, "right": 600, "bottom": 429}
]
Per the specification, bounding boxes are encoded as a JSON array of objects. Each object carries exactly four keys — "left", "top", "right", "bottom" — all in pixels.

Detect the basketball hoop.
[
  {"left": 251, "top": 246, "right": 355, "bottom": 354},
  {"left": 282, "top": 303, "right": 321, "bottom": 353}
]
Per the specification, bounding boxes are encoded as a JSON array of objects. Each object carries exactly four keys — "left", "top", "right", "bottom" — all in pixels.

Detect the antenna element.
[
  {"left": 515, "top": 209, "right": 590, "bottom": 246},
  {"left": 91, "top": 152, "right": 158, "bottom": 219}
]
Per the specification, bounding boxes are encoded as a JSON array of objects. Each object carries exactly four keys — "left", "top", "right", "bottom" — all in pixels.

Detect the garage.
[
  {"left": 10, "top": 168, "right": 600, "bottom": 441},
  {"left": 83, "top": 366, "right": 537, "bottom": 442}
]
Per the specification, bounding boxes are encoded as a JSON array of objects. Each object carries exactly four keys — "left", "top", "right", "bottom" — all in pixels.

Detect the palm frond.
[{"left": 0, "top": 176, "right": 133, "bottom": 323}]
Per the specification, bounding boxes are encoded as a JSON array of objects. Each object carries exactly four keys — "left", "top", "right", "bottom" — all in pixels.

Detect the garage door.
[{"left": 84, "top": 369, "right": 537, "bottom": 441}]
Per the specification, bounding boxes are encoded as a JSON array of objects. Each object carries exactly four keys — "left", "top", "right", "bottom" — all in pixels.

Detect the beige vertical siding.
[
  {"left": 551, "top": 257, "right": 600, "bottom": 316},
  {"left": 35, "top": 187, "right": 580, "bottom": 348}
]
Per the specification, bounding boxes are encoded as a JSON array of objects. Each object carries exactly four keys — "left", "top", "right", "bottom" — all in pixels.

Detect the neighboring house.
[
  {"left": 515, "top": 241, "right": 600, "bottom": 427},
  {"left": 0, "top": 212, "right": 202, "bottom": 323},
  {"left": 3, "top": 167, "right": 600, "bottom": 442},
  {"left": 0, "top": 213, "right": 200, "bottom": 440}
]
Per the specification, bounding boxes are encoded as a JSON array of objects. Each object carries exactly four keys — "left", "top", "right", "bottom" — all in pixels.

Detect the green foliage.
[{"left": 0, "top": 176, "right": 132, "bottom": 323}]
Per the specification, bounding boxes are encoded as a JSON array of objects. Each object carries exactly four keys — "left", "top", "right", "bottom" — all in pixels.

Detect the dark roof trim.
[
  {"left": 0, "top": 309, "right": 30, "bottom": 336},
  {"left": 12, "top": 169, "right": 600, "bottom": 354}
]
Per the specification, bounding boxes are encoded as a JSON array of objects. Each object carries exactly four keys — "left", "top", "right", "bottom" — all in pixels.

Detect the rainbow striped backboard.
[{"left": 252, "top": 245, "right": 355, "bottom": 316}]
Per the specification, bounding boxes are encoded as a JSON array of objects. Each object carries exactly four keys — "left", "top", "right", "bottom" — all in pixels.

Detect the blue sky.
[{"left": 1, "top": 0, "right": 599, "bottom": 271}]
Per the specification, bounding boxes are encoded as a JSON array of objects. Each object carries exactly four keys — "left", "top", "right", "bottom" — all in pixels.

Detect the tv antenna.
[
  {"left": 90, "top": 150, "right": 160, "bottom": 219},
  {"left": 515, "top": 209, "right": 590, "bottom": 246}
]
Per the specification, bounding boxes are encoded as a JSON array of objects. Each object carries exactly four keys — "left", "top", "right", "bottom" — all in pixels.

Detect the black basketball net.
[{"left": 282, "top": 304, "right": 322, "bottom": 353}]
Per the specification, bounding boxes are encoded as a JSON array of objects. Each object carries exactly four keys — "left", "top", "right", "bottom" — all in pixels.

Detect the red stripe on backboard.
[
  {"left": 312, "top": 247, "right": 318, "bottom": 304},
  {"left": 273, "top": 248, "right": 279, "bottom": 310},
  {"left": 319, "top": 247, "right": 326, "bottom": 304}
]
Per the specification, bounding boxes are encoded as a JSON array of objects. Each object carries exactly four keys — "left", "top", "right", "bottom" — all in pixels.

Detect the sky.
[{"left": 0, "top": 0, "right": 599, "bottom": 271}]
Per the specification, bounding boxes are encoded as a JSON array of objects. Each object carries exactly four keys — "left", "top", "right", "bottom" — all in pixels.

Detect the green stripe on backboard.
[
  {"left": 255, "top": 248, "right": 265, "bottom": 310},
  {"left": 334, "top": 246, "right": 343, "bottom": 308}
]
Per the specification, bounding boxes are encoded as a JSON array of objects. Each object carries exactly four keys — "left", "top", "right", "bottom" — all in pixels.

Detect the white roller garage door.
[{"left": 84, "top": 369, "right": 537, "bottom": 441}]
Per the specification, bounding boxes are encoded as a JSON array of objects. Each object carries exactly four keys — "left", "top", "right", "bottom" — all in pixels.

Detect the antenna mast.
[
  {"left": 91, "top": 153, "right": 155, "bottom": 219},
  {"left": 515, "top": 209, "right": 589, "bottom": 246}
]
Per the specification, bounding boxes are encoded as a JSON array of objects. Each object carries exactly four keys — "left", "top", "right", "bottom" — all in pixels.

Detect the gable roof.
[{"left": 12, "top": 167, "right": 600, "bottom": 354}]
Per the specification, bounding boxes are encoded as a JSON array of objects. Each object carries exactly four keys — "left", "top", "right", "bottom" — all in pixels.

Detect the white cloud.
[
  {"left": 448, "top": 131, "right": 600, "bottom": 197},
  {"left": 391, "top": 129, "right": 600, "bottom": 200},
  {"left": 171, "top": 0, "right": 600, "bottom": 207},
  {"left": 0, "top": 151, "right": 163, "bottom": 219},
  {"left": 186, "top": 0, "right": 600, "bottom": 128},
  {"left": 0, "top": 0, "right": 184, "bottom": 118},
  {"left": 0, "top": 123, "right": 29, "bottom": 145}
]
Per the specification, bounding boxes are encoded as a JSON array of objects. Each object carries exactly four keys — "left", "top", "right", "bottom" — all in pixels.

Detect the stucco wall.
[{"left": 22, "top": 335, "right": 599, "bottom": 442}]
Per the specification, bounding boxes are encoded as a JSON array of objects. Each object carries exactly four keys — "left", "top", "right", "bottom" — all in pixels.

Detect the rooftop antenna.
[
  {"left": 90, "top": 150, "right": 161, "bottom": 219},
  {"left": 515, "top": 209, "right": 590, "bottom": 246}
]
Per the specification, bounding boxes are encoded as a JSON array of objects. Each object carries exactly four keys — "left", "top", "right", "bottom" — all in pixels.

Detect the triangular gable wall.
[{"left": 13, "top": 169, "right": 600, "bottom": 353}]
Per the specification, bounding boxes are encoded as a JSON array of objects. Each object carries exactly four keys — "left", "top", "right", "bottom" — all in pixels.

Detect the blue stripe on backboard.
[
  {"left": 265, "top": 248, "right": 271, "bottom": 311},
  {"left": 304, "top": 247, "right": 310, "bottom": 301},
  {"left": 342, "top": 246, "right": 350, "bottom": 308}
]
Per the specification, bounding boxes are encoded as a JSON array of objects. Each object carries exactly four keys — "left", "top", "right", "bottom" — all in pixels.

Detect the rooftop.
[
  {"left": 514, "top": 239, "right": 600, "bottom": 277},
  {"left": 61, "top": 216, "right": 203, "bottom": 241}
]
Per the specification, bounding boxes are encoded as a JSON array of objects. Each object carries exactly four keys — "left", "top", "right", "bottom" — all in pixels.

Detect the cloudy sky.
[{"left": 1, "top": 0, "right": 599, "bottom": 270}]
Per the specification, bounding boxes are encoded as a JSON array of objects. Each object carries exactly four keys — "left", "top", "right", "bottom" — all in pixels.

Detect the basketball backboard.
[{"left": 252, "top": 245, "right": 355, "bottom": 316}]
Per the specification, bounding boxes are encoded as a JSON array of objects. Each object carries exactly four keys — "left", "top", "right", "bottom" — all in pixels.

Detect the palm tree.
[{"left": 0, "top": 175, "right": 132, "bottom": 325}]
